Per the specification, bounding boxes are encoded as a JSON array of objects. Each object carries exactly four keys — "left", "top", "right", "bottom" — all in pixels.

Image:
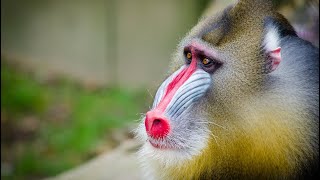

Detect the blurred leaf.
[{"left": 1, "top": 61, "right": 148, "bottom": 179}]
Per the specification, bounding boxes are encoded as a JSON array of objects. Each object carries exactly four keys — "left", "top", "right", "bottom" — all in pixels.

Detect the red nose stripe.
[{"left": 156, "top": 59, "right": 197, "bottom": 112}]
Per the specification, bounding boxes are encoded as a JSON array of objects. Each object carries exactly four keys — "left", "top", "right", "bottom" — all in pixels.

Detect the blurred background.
[{"left": 1, "top": 0, "right": 318, "bottom": 179}]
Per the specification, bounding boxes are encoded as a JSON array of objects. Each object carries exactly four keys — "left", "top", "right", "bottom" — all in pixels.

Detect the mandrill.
[{"left": 135, "top": 0, "right": 319, "bottom": 179}]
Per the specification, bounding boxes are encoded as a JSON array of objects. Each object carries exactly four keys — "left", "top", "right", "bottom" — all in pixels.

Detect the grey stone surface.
[{"left": 45, "top": 139, "right": 143, "bottom": 180}]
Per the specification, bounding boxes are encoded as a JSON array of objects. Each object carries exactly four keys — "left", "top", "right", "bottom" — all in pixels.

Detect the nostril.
[
  {"left": 145, "top": 111, "right": 170, "bottom": 138},
  {"left": 153, "top": 119, "right": 162, "bottom": 126},
  {"left": 151, "top": 119, "right": 166, "bottom": 132},
  {"left": 150, "top": 118, "right": 170, "bottom": 138}
]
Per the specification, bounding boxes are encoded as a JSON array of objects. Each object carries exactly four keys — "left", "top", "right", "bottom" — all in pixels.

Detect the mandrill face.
[
  {"left": 135, "top": 4, "right": 270, "bottom": 165},
  {"left": 135, "top": 40, "right": 224, "bottom": 166}
]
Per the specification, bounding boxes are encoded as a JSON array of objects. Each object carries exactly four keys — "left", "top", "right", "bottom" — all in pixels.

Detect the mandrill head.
[
  {"left": 135, "top": 0, "right": 319, "bottom": 179},
  {"left": 136, "top": 0, "right": 276, "bottom": 165}
]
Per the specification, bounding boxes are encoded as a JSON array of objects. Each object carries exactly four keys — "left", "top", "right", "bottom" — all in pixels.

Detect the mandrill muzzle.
[{"left": 145, "top": 59, "right": 212, "bottom": 139}]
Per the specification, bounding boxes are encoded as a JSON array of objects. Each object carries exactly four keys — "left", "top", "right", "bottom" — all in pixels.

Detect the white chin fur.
[{"left": 134, "top": 119, "right": 210, "bottom": 169}]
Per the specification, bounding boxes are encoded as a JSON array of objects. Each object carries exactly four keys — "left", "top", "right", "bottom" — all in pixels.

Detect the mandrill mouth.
[
  {"left": 148, "top": 137, "right": 175, "bottom": 149},
  {"left": 144, "top": 60, "right": 212, "bottom": 149},
  {"left": 149, "top": 140, "right": 162, "bottom": 149}
]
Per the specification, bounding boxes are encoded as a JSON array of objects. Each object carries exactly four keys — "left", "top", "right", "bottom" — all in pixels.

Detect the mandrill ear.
[{"left": 263, "top": 17, "right": 282, "bottom": 73}]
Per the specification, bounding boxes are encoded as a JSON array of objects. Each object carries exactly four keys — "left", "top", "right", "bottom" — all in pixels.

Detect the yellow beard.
[{"left": 163, "top": 107, "right": 316, "bottom": 179}]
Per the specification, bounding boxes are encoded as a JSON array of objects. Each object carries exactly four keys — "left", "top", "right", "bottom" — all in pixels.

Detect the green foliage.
[
  {"left": 1, "top": 66, "right": 48, "bottom": 115},
  {"left": 1, "top": 62, "right": 148, "bottom": 180}
]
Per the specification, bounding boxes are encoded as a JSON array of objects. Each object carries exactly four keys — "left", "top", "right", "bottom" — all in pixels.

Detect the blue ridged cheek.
[{"left": 151, "top": 67, "right": 212, "bottom": 120}]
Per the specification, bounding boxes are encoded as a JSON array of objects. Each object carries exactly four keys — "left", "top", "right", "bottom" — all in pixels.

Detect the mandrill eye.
[
  {"left": 184, "top": 50, "right": 192, "bottom": 64},
  {"left": 202, "top": 58, "right": 211, "bottom": 66},
  {"left": 186, "top": 52, "right": 192, "bottom": 59},
  {"left": 201, "top": 56, "right": 222, "bottom": 73}
]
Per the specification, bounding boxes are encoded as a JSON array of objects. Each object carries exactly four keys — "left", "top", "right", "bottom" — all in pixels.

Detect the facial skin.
[{"left": 135, "top": 0, "right": 319, "bottom": 179}]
